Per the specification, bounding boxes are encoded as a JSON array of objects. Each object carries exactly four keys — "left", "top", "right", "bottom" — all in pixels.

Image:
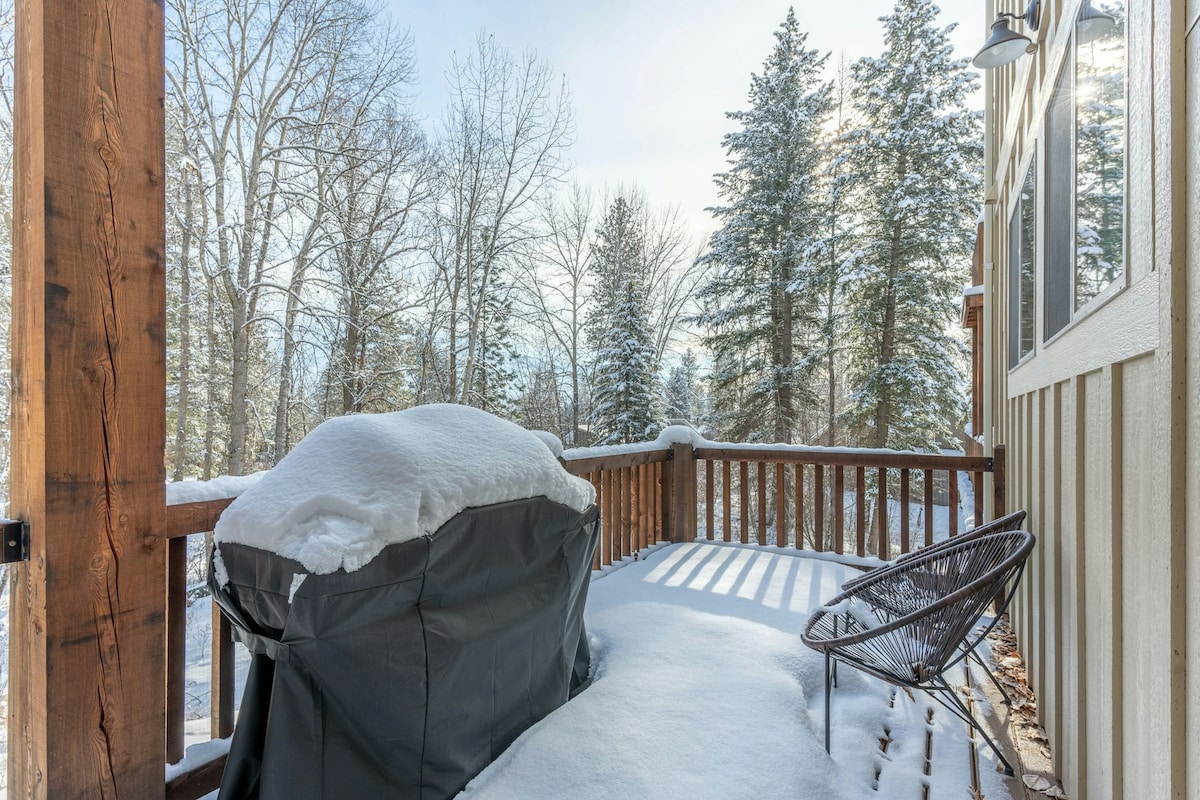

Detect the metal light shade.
[
  {"left": 972, "top": 16, "right": 1034, "bottom": 69},
  {"left": 1076, "top": 0, "right": 1117, "bottom": 45}
]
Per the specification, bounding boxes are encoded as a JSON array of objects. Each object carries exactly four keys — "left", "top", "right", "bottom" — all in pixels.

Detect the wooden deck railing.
[{"left": 159, "top": 439, "right": 1004, "bottom": 798}]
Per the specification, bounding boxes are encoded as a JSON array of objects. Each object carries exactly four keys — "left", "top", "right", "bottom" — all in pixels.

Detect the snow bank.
[{"left": 213, "top": 405, "right": 595, "bottom": 576}]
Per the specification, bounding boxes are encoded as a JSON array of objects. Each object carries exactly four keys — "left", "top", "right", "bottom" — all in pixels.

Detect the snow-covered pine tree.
[
  {"left": 588, "top": 196, "right": 661, "bottom": 445},
  {"left": 812, "top": 59, "right": 858, "bottom": 447},
  {"left": 840, "top": 0, "right": 981, "bottom": 450},
  {"left": 694, "top": 8, "right": 833, "bottom": 444},
  {"left": 664, "top": 349, "right": 701, "bottom": 424}
]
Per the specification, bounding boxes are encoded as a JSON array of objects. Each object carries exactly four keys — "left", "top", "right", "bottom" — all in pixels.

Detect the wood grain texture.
[
  {"left": 162, "top": 499, "right": 232, "bottom": 539},
  {"left": 8, "top": 0, "right": 167, "bottom": 796},
  {"left": 165, "top": 754, "right": 225, "bottom": 800}
]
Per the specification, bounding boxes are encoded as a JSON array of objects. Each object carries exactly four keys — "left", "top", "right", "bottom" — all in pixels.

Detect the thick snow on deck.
[
  {"left": 213, "top": 404, "right": 595, "bottom": 575},
  {"left": 458, "top": 542, "right": 1014, "bottom": 800}
]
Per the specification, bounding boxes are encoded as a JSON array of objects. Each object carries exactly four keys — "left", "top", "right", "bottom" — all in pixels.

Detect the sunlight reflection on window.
[{"left": 1074, "top": 0, "right": 1125, "bottom": 310}]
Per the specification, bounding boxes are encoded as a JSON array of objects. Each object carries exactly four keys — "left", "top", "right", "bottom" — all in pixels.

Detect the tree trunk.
[
  {"left": 203, "top": 275, "right": 218, "bottom": 480},
  {"left": 172, "top": 166, "right": 194, "bottom": 480}
]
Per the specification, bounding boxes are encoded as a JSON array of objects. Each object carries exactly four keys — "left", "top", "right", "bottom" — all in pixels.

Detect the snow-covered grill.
[{"left": 209, "top": 405, "right": 599, "bottom": 800}]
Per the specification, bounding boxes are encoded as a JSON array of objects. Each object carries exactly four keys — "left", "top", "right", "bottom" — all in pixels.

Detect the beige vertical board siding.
[
  {"left": 1081, "top": 368, "right": 1117, "bottom": 798},
  {"left": 1044, "top": 382, "right": 1063, "bottom": 756},
  {"left": 1057, "top": 376, "right": 1085, "bottom": 798},
  {"left": 1158, "top": 1, "right": 1190, "bottom": 796},
  {"left": 1023, "top": 392, "right": 1036, "bottom": 650},
  {"left": 1032, "top": 387, "right": 1047, "bottom": 703},
  {"left": 1187, "top": 18, "right": 1199, "bottom": 800},
  {"left": 1120, "top": 355, "right": 1170, "bottom": 797}
]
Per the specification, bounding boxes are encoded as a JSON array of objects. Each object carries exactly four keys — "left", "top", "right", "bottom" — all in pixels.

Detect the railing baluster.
[
  {"left": 948, "top": 469, "right": 960, "bottom": 538},
  {"left": 876, "top": 467, "right": 888, "bottom": 559},
  {"left": 589, "top": 472, "right": 601, "bottom": 570},
  {"left": 973, "top": 469, "right": 983, "bottom": 526},
  {"left": 166, "top": 536, "right": 187, "bottom": 764},
  {"left": 659, "top": 461, "right": 667, "bottom": 544},
  {"left": 720, "top": 461, "right": 730, "bottom": 542},
  {"left": 739, "top": 461, "right": 750, "bottom": 545},
  {"left": 794, "top": 463, "right": 804, "bottom": 550},
  {"left": 757, "top": 461, "right": 767, "bottom": 546},
  {"left": 814, "top": 465, "right": 825, "bottom": 552},
  {"left": 775, "top": 463, "right": 786, "bottom": 548},
  {"left": 212, "top": 605, "right": 235, "bottom": 739},
  {"left": 705, "top": 459, "right": 715, "bottom": 542},
  {"left": 854, "top": 467, "right": 865, "bottom": 557},
  {"left": 643, "top": 462, "right": 653, "bottom": 550},
  {"left": 923, "top": 469, "right": 934, "bottom": 547},
  {"left": 621, "top": 466, "right": 632, "bottom": 559},
  {"left": 632, "top": 464, "right": 644, "bottom": 554},
  {"left": 602, "top": 469, "right": 614, "bottom": 566},
  {"left": 899, "top": 468, "right": 911, "bottom": 554},
  {"left": 833, "top": 466, "right": 845, "bottom": 555}
]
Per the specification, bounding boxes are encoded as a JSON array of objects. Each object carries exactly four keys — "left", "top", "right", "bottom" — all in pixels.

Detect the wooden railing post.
[
  {"left": 992, "top": 444, "right": 1007, "bottom": 519},
  {"left": 668, "top": 443, "right": 696, "bottom": 544},
  {"left": 9, "top": 0, "right": 167, "bottom": 795}
]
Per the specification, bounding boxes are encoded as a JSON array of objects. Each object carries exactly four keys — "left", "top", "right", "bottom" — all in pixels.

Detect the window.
[
  {"left": 1043, "top": 0, "right": 1126, "bottom": 340},
  {"left": 1009, "top": 158, "right": 1036, "bottom": 367},
  {"left": 1073, "top": 1, "right": 1126, "bottom": 308}
]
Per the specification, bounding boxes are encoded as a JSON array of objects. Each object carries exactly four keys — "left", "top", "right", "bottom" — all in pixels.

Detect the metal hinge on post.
[{"left": 2, "top": 519, "right": 30, "bottom": 563}]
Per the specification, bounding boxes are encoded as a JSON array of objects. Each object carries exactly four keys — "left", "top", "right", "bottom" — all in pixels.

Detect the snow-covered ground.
[{"left": 455, "top": 542, "right": 1013, "bottom": 800}]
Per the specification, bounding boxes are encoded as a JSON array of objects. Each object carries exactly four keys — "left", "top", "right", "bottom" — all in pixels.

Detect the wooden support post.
[
  {"left": 8, "top": 0, "right": 167, "bottom": 796},
  {"left": 659, "top": 458, "right": 673, "bottom": 544},
  {"left": 668, "top": 444, "right": 696, "bottom": 544},
  {"left": 992, "top": 444, "right": 1007, "bottom": 518}
]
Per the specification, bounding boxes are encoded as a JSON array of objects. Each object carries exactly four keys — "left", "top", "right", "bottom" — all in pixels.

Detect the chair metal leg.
[
  {"left": 971, "top": 649, "right": 1012, "bottom": 706},
  {"left": 927, "top": 677, "right": 1015, "bottom": 777}
]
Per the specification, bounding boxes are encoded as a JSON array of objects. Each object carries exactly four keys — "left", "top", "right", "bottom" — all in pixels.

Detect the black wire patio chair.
[
  {"left": 801, "top": 529, "right": 1035, "bottom": 776},
  {"left": 840, "top": 510, "right": 1028, "bottom": 704}
]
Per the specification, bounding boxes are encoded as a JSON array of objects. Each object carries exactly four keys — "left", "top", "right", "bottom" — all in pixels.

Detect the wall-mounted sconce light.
[
  {"left": 972, "top": 0, "right": 1040, "bottom": 69},
  {"left": 1075, "top": 0, "right": 1116, "bottom": 45}
]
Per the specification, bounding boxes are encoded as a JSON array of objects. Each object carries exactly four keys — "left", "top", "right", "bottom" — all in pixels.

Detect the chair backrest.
[
  {"left": 803, "top": 530, "right": 1036, "bottom": 684},
  {"left": 841, "top": 509, "right": 1027, "bottom": 593},
  {"left": 893, "top": 508, "right": 1027, "bottom": 564}
]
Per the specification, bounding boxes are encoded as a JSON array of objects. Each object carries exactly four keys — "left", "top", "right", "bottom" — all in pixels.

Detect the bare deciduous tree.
[{"left": 423, "top": 34, "right": 574, "bottom": 410}]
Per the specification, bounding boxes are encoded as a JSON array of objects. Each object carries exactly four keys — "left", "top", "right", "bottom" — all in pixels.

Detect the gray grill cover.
[{"left": 211, "top": 497, "right": 600, "bottom": 800}]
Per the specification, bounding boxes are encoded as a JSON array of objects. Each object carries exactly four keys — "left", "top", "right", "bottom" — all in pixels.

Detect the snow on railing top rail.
[{"left": 168, "top": 423, "right": 989, "bottom": 510}]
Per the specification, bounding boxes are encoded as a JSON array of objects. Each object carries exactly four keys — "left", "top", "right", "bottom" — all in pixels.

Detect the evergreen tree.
[
  {"left": 589, "top": 197, "right": 661, "bottom": 444},
  {"left": 840, "top": 0, "right": 980, "bottom": 450},
  {"left": 665, "top": 349, "right": 701, "bottom": 423},
  {"left": 694, "top": 8, "right": 833, "bottom": 443}
]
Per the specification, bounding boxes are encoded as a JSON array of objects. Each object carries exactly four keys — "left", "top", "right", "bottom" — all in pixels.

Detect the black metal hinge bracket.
[{"left": 2, "top": 520, "right": 30, "bottom": 563}]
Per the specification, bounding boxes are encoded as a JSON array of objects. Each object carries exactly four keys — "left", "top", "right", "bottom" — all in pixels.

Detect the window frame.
[{"left": 1041, "top": 0, "right": 1130, "bottom": 347}]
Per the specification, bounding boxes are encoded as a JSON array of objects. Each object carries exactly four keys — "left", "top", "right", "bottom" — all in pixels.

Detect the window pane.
[
  {"left": 1009, "top": 202, "right": 1021, "bottom": 368},
  {"left": 1074, "top": 0, "right": 1126, "bottom": 310},
  {"left": 1045, "top": 54, "right": 1073, "bottom": 340},
  {"left": 1018, "top": 159, "right": 1036, "bottom": 359}
]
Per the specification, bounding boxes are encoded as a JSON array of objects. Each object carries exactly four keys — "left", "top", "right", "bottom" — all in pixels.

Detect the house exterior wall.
[{"left": 981, "top": 1, "right": 1194, "bottom": 797}]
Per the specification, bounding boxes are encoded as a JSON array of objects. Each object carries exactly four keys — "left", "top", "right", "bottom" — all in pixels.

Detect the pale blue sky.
[{"left": 386, "top": 0, "right": 987, "bottom": 242}]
